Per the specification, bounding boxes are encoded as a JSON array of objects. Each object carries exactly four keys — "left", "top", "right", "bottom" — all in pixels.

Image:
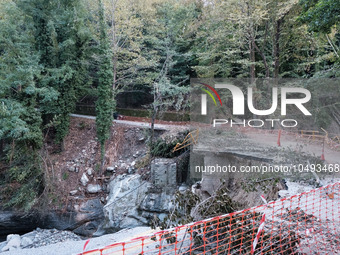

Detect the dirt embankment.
[
  {"left": 45, "top": 117, "right": 151, "bottom": 207},
  {"left": 44, "top": 115, "right": 187, "bottom": 207}
]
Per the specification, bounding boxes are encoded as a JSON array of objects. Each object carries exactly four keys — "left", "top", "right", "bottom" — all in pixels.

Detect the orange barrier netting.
[{"left": 81, "top": 182, "right": 340, "bottom": 255}]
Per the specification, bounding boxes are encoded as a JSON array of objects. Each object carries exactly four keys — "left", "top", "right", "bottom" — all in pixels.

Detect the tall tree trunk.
[
  {"left": 150, "top": 107, "right": 157, "bottom": 145},
  {"left": 0, "top": 139, "right": 4, "bottom": 158},
  {"left": 100, "top": 145, "right": 105, "bottom": 175},
  {"left": 249, "top": 35, "right": 256, "bottom": 119},
  {"left": 249, "top": 37, "right": 256, "bottom": 83},
  {"left": 253, "top": 40, "right": 270, "bottom": 78},
  {"left": 247, "top": 2, "right": 255, "bottom": 83},
  {"left": 150, "top": 87, "right": 159, "bottom": 147},
  {"left": 113, "top": 54, "right": 117, "bottom": 89},
  {"left": 273, "top": 18, "right": 282, "bottom": 79}
]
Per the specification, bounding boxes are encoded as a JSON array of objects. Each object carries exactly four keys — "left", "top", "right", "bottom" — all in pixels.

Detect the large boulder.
[
  {"left": 96, "top": 168, "right": 179, "bottom": 236},
  {"left": 140, "top": 192, "right": 174, "bottom": 214},
  {"left": 99, "top": 174, "right": 149, "bottom": 233}
]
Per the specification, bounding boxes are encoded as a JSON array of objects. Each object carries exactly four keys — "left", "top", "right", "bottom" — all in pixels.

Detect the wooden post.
[
  {"left": 277, "top": 129, "right": 282, "bottom": 147},
  {"left": 321, "top": 138, "right": 325, "bottom": 161}
]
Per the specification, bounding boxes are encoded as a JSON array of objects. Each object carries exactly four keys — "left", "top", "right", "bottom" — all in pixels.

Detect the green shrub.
[
  {"left": 0, "top": 145, "right": 43, "bottom": 211},
  {"left": 150, "top": 133, "right": 188, "bottom": 158}
]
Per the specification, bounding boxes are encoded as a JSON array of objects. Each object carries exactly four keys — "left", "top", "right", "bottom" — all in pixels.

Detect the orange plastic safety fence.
[{"left": 80, "top": 182, "right": 340, "bottom": 255}]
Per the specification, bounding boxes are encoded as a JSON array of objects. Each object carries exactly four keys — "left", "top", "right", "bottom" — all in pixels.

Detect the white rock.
[
  {"left": 9, "top": 247, "right": 18, "bottom": 251},
  {"left": 2, "top": 234, "right": 20, "bottom": 252},
  {"left": 87, "top": 184, "right": 102, "bottom": 193},
  {"left": 158, "top": 213, "right": 167, "bottom": 221},
  {"left": 20, "top": 237, "right": 33, "bottom": 247},
  {"left": 6, "top": 234, "right": 19, "bottom": 242},
  {"left": 103, "top": 175, "right": 149, "bottom": 231},
  {"left": 68, "top": 166, "right": 74, "bottom": 172},
  {"left": 106, "top": 166, "right": 116, "bottom": 172},
  {"left": 80, "top": 173, "right": 89, "bottom": 186},
  {"left": 179, "top": 184, "right": 188, "bottom": 193},
  {"left": 70, "top": 190, "right": 78, "bottom": 196},
  {"left": 87, "top": 168, "right": 93, "bottom": 176}
]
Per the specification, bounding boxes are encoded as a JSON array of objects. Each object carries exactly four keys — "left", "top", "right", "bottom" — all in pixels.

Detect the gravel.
[{"left": 0, "top": 227, "right": 156, "bottom": 255}]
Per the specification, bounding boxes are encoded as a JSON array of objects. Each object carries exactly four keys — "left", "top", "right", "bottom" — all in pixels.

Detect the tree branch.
[{"left": 326, "top": 34, "right": 340, "bottom": 58}]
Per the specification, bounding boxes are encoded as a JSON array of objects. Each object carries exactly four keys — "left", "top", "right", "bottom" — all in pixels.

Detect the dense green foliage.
[
  {"left": 0, "top": 2, "right": 51, "bottom": 209},
  {"left": 0, "top": 0, "right": 111, "bottom": 209},
  {"left": 18, "top": 0, "right": 93, "bottom": 144},
  {"left": 95, "top": 0, "right": 114, "bottom": 163},
  {"left": 150, "top": 136, "right": 187, "bottom": 158},
  {"left": 299, "top": 0, "right": 340, "bottom": 33},
  {"left": 0, "top": 0, "right": 339, "bottom": 209}
]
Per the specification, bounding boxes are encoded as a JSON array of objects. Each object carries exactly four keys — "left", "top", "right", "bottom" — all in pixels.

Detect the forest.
[{"left": 0, "top": 0, "right": 339, "bottom": 210}]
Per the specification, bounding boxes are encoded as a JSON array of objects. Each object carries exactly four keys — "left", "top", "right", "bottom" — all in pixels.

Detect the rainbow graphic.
[
  {"left": 200, "top": 83, "right": 223, "bottom": 106},
  {"left": 200, "top": 83, "right": 222, "bottom": 115}
]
